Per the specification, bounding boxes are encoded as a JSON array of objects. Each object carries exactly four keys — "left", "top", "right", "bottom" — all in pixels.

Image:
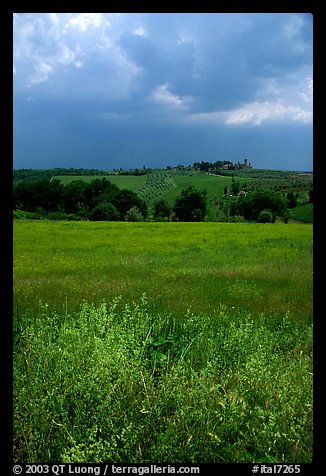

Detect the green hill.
[
  {"left": 54, "top": 169, "right": 249, "bottom": 217},
  {"left": 20, "top": 166, "right": 312, "bottom": 222}
]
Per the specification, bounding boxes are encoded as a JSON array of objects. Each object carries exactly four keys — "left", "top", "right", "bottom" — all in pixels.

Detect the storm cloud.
[{"left": 13, "top": 13, "right": 313, "bottom": 171}]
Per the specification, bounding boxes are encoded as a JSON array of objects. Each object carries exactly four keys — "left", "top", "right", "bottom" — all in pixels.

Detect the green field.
[
  {"left": 13, "top": 221, "right": 313, "bottom": 463},
  {"left": 154, "top": 171, "right": 238, "bottom": 207}
]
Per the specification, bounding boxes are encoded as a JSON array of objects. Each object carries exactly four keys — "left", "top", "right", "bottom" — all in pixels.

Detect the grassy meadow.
[{"left": 13, "top": 221, "right": 313, "bottom": 463}]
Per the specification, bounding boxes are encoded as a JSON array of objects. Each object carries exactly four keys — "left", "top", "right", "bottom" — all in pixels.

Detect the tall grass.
[
  {"left": 13, "top": 221, "right": 313, "bottom": 463},
  {"left": 14, "top": 295, "right": 312, "bottom": 463},
  {"left": 13, "top": 221, "right": 313, "bottom": 321}
]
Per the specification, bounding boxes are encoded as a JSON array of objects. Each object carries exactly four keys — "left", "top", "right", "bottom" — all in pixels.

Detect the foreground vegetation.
[
  {"left": 13, "top": 221, "right": 313, "bottom": 463},
  {"left": 14, "top": 296, "right": 312, "bottom": 463}
]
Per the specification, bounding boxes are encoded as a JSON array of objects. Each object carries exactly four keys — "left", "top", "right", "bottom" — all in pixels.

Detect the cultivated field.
[{"left": 13, "top": 221, "right": 313, "bottom": 463}]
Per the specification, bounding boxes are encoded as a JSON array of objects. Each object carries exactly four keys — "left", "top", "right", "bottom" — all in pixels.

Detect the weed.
[
  {"left": 13, "top": 221, "right": 312, "bottom": 463},
  {"left": 14, "top": 297, "right": 312, "bottom": 463}
]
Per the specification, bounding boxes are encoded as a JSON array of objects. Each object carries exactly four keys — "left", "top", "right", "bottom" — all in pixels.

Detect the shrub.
[
  {"left": 288, "top": 203, "right": 313, "bottom": 223},
  {"left": 13, "top": 209, "right": 43, "bottom": 219},
  {"left": 125, "top": 206, "right": 144, "bottom": 222},
  {"left": 89, "top": 202, "right": 120, "bottom": 221},
  {"left": 258, "top": 209, "right": 274, "bottom": 223}
]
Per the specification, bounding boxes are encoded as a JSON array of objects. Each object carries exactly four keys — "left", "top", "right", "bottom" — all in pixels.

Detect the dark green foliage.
[
  {"left": 90, "top": 202, "right": 120, "bottom": 221},
  {"left": 193, "top": 160, "right": 232, "bottom": 172},
  {"left": 308, "top": 188, "right": 313, "bottom": 203},
  {"left": 286, "top": 192, "right": 298, "bottom": 209},
  {"left": 258, "top": 209, "right": 273, "bottom": 223},
  {"left": 13, "top": 167, "right": 313, "bottom": 223},
  {"left": 61, "top": 180, "right": 89, "bottom": 214},
  {"left": 83, "top": 178, "right": 120, "bottom": 210},
  {"left": 112, "top": 189, "right": 148, "bottom": 220},
  {"left": 13, "top": 168, "right": 53, "bottom": 185},
  {"left": 13, "top": 167, "right": 146, "bottom": 186},
  {"left": 153, "top": 198, "right": 172, "bottom": 220},
  {"left": 231, "top": 179, "right": 241, "bottom": 195},
  {"left": 13, "top": 179, "right": 64, "bottom": 212},
  {"left": 288, "top": 203, "right": 313, "bottom": 223},
  {"left": 13, "top": 175, "right": 148, "bottom": 221},
  {"left": 173, "top": 186, "right": 207, "bottom": 222},
  {"left": 235, "top": 189, "right": 287, "bottom": 222},
  {"left": 125, "top": 206, "right": 144, "bottom": 222},
  {"left": 13, "top": 181, "right": 38, "bottom": 212}
]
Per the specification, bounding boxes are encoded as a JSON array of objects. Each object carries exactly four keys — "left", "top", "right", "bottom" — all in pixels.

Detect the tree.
[
  {"left": 89, "top": 202, "right": 120, "bottom": 221},
  {"left": 84, "top": 178, "right": 119, "bottom": 209},
  {"left": 231, "top": 180, "right": 240, "bottom": 195},
  {"left": 38, "top": 179, "right": 64, "bottom": 212},
  {"left": 61, "top": 180, "right": 88, "bottom": 214},
  {"left": 13, "top": 181, "right": 39, "bottom": 211},
  {"left": 112, "top": 189, "right": 148, "bottom": 220},
  {"left": 13, "top": 178, "right": 64, "bottom": 212},
  {"left": 308, "top": 188, "right": 313, "bottom": 203},
  {"left": 153, "top": 199, "right": 171, "bottom": 220},
  {"left": 286, "top": 192, "right": 297, "bottom": 209},
  {"left": 223, "top": 186, "right": 228, "bottom": 196},
  {"left": 173, "top": 186, "right": 207, "bottom": 222},
  {"left": 236, "top": 189, "right": 287, "bottom": 222}
]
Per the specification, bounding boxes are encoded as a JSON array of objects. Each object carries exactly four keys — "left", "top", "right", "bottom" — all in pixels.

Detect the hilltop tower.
[{"left": 242, "top": 159, "right": 252, "bottom": 168}]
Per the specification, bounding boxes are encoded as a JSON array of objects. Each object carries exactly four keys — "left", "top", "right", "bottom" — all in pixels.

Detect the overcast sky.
[{"left": 13, "top": 13, "right": 313, "bottom": 171}]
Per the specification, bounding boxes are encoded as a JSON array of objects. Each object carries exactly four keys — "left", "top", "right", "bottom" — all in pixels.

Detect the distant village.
[
  {"left": 221, "top": 158, "right": 252, "bottom": 170},
  {"left": 191, "top": 158, "right": 252, "bottom": 172}
]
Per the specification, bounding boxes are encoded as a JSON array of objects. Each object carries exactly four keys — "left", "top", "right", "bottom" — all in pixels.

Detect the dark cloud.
[{"left": 13, "top": 13, "right": 313, "bottom": 171}]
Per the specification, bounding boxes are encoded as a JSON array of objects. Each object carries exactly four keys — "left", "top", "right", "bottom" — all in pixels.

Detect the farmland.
[
  {"left": 53, "top": 169, "right": 249, "bottom": 217},
  {"left": 14, "top": 167, "right": 313, "bottom": 223},
  {"left": 13, "top": 221, "right": 313, "bottom": 463}
]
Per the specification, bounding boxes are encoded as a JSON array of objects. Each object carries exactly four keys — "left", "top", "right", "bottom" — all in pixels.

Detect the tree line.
[
  {"left": 13, "top": 175, "right": 297, "bottom": 223},
  {"left": 13, "top": 167, "right": 149, "bottom": 187},
  {"left": 13, "top": 178, "right": 148, "bottom": 221},
  {"left": 13, "top": 177, "right": 209, "bottom": 222}
]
